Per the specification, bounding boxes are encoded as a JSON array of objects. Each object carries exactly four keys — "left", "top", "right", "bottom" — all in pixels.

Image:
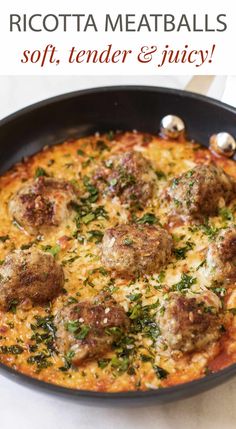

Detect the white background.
[
  {"left": 1, "top": 374, "right": 236, "bottom": 429},
  {"left": 0, "top": 74, "right": 236, "bottom": 429},
  {"left": 0, "top": 0, "right": 235, "bottom": 75}
]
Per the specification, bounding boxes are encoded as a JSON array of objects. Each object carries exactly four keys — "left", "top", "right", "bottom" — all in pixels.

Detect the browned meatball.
[
  {"left": 9, "top": 177, "right": 77, "bottom": 234},
  {"left": 207, "top": 227, "right": 236, "bottom": 282},
  {"left": 101, "top": 224, "right": 173, "bottom": 277},
  {"left": 55, "top": 296, "right": 130, "bottom": 365},
  {"left": 94, "top": 151, "right": 157, "bottom": 208},
  {"left": 158, "top": 292, "right": 222, "bottom": 353},
  {"left": 167, "top": 164, "right": 236, "bottom": 221},
  {"left": 0, "top": 248, "right": 64, "bottom": 311}
]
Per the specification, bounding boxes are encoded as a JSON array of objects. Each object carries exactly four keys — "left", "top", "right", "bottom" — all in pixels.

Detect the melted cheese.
[{"left": 0, "top": 131, "right": 236, "bottom": 393}]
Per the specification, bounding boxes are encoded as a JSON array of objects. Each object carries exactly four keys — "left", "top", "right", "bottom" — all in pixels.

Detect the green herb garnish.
[
  {"left": 75, "top": 325, "right": 90, "bottom": 340},
  {"left": 201, "top": 223, "right": 220, "bottom": 240},
  {"left": 136, "top": 213, "right": 158, "bottom": 225},
  {"left": 173, "top": 240, "right": 195, "bottom": 260},
  {"left": 35, "top": 167, "right": 49, "bottom": 178},
  {"left": 96, "top": 140, "right": 109, "bottom": 152},
  {"left": 123, "top": 237, "right": 133, "bottom": 246},
  {"left": 155, "top": 170, "right": 166, "bottom": 180},
  {"left": 41, "top": 244, "right": 61, "bottom": 257},
  {"left": 219, "top": 207, "right": 234, "bottom": 222},
  {"left": 127, "top": 293, "right": 142, "bottom": 302},
  {"left": 106, "top": 131, "right": 115, "bottom": 141},
  {"left": 153, "top": 365, "right": 169, "bottom": 379},
  {"left": 83, "top": 176, "right": 99, "bottom": 203},
  {"left": 98, "top": 358, "right": 110, "bottom": 369},
  {"left": 110, "top": 356, "right": 129, "bottom": 373},
  {"left": 77, "top": 149, "right": 85, "bottom": 156},
  {"left": 171, "top": 273, "right": 197, "bottom": 292},
  {"left": 0, "top": 345, "right": 24, "bottom": 355},
  {"left": 66, "top": 320, "right": 80, "bottom": 333},
  {"left": 0, "top": 235, "right": 9, "bottom": 243}
]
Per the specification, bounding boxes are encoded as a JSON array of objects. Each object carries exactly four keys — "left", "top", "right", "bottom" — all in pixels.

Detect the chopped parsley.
[
  {"left": 72, "top": 202, "right": 108, "bottom": 228},
  {"left": 59, "top": 350, "right": 75, "bottom": 371},
  {"left": 110, "top": 356, "right": 129, "bottom": 373},
  {"left": 66, "top": 320, "right": 80, "bottom": 333},
  {"left": 0, "top": 235, "right": 9, "bottom": 242},
  {"left": 140, "top": 354, "right": 153, "bottom": 362},
  {"left": 62, "top": 255, "right": 79, "bottom": 266},
  {"left": 88, "top": 267, "right": 108, "bottom": 276},
  {"left": 66, "top": 321, "right": 90, "bottom": 340},
  {"left": 123, "top": 237, "right": 133, "bottom": 246},
  {"left": 8, "top": 299, "right": 18, "bottom": 314},
  {"left": 200, "top": 223, "right": 221, "bottom": 240},
  {"left": 211, "top": 284, "right": 226, "bottom": 297},
  {"left": 127, "top": 293, "right": 142, "bottom": 302},
  {"left": 173, "top": 198, "right": 181, "bottom": 207},
  {"left": 171, "top": 273, "right": 197, "bottom": 292},
  {"left": 128, "top": 301, "right": 160, "bottom": 343},
  {"left": 157, "top": 271, "right": 165, "bottom": 283},
  {"left": 30, "top": 315, "right": 56, "bottom": 356},
  {"left": 0, "top": 345, "right": 24, "bottom": 355},
  {"left": 106, "top": 130, "right": 115, "bottom": 141},
  {"left": 155, "top": 170, "right": 167, "bottom": 180},
  {"left": 173, "top": 240, "right": 195, "bottom": 260},
  {"left": 73, "top": 230, "right": 85, "bottom": 243},
  {"left": 77, "top": 149, "right": 85, "bottom": 156},
  {"left": 109, "top": 178, "right": 118, "bottom": 187},
  {"left": 136, "top": 213, "right": 159, "bottom": 225},
  {"left": 87, "top": 230, "right": 104, "bottom": 243},
  {"left": 66, "top": 296, "right": 78, "bottom": 304},
  {"left": 76, "top": 325, "right": 90, "bottom": 340},
  {"left": 83, "top": 176, "right": 99, "bottom": 203},
  {"left": 41, "top": 244, "right": 61, "bottom": 257},
  {"left": 98, "top": 358, "right": 110, "bottom": 369},
  {"left": 81, "top": 213, "right": 96, "bottom": 224},
  {"left": 219, "top": 207, "right": 234, "bottom": 222},
  {"left": 172, "top": 178, "right": 180, "bottom": 188},
  {"left": 105, "top": 159, "right": 113, "bottom": 168},
  {"left": 153, "top": 365, "right": 169, "bottom": 379},
  {"left": 20, "top": 242, "right": 36, "bottom": 250},
  {"left": 27, "top": 351, "right": 52, "bottom": 370},
  {"left": 118, "top": 171, "right": 136, "bottom": 191},
  {"left": 35, "top": 167, "right": 49, "bottom": 178},
  {"left": 96, "top": 140, "right": 109, "bottom": 152},
  {"left": 197, "top": 259, "right": 206, "bottom": 270}
]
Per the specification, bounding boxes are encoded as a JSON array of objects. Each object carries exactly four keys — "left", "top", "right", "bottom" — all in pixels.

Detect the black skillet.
[{"left": 0, "top": 86, "right": 236, "bottom": 404}]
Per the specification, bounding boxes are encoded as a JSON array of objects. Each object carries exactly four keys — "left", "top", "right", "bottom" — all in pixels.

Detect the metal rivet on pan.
[
  {"left": 160, "top": 115, "right": 185, "bottom": 139},
  {"left": 209, "top": 132, "right": 236, "bottom": 158}
]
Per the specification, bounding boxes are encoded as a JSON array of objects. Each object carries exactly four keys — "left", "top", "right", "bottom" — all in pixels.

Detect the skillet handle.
[
  {"left": 184, "top": 76, "right": 228, "bottom": 102},
  {"left": 184, "top": 76, "right": 216, "bottom": 96}
]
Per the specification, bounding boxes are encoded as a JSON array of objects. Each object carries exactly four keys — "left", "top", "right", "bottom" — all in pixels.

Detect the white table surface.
[{"left": 0, "top": 75, "right": 236, "bottom": 429}]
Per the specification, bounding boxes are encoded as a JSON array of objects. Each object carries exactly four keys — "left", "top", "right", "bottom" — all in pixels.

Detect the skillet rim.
[
  {"left": 0, "top": 85, "right": 236, "bottom": 126},
  {"left": 0, "top": 84, "right": 236, "bottom": 401},
  {"left": 1, "top": 358, "right": 236, "bottom": 400}
]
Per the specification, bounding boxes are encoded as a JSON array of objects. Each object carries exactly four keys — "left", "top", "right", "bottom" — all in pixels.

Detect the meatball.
[
  {"left": 9, "top": 177, "right": 77, "bottom": 234},
  {"left": 207, "top": 227, "right": 236, "bottom": 282},
  {"left": 101, "top": 224, "right": 173, "bottom": 277},
  {"left": 94, "top": 151, "right": 157, "bottom": 208},
  {"left": 167, "top": 164, "right": 236, "bottom": 221},
  {"left": 55, "top": 296, "right": 130, "bottom": 365},
  {"left": 0, "top": 248, "right": 64, "bottom": 310},
  {"left": 158, "top": 292, "right": 222, "bottom": 353}
]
